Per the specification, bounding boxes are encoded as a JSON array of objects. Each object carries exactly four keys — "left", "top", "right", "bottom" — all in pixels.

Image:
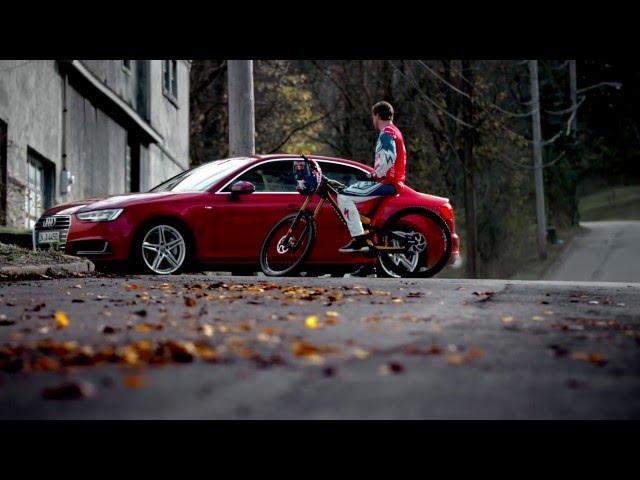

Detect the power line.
[
  {"left": 388, "top": 60, "right": 474, "bottom": 129},
  {"left": 417, "top": 60, "right": 537, "bottom": 118},
  {"left": 497, "top": 151, "right": 566, "bottom": 170}
]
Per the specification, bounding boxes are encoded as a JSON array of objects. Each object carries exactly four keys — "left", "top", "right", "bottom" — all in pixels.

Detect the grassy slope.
[
  {"left": 579, "top": 185, "right": 640, "bottom": 221},
  {"left": 0, "top": 242, "right": 77, "bottom": 267}
]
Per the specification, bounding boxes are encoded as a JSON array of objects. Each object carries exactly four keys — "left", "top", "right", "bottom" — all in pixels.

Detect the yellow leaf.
[
  {"left": 501, "top": 315, "right": 514, "bottom": 324},
  {"left": 305, "top": 315, "right": 319, "bottom": 329},
  {"left": 54, "top": 311, "right": 70, "bottom": 329}
]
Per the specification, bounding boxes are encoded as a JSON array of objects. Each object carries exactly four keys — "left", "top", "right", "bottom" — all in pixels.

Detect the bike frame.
[{"left": 285, "top": 174, "right": 409, "bottom": 255}]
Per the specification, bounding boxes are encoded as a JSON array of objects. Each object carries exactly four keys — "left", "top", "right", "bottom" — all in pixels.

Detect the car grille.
[{"left": 34, "top": 215, "right": 72, "bottom": 252}]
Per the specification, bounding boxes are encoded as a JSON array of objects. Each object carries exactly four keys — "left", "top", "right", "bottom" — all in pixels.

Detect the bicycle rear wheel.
[{"left": 259, "top": 212, "right": 316, "bottom": 276}]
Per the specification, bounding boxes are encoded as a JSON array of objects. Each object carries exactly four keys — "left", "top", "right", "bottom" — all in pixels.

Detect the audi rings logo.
[{"left": 43, "top": 217, "right": 56, "bottom": 228}]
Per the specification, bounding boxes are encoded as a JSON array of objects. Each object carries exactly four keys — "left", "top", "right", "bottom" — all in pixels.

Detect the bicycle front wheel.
[{"left": 259, "top": 212, "right": 316, "bottom": 276}]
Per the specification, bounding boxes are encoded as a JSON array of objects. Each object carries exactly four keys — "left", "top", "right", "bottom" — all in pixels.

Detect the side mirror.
[{"left": 230, "top": 181, "right": 255, "bottom": 197}]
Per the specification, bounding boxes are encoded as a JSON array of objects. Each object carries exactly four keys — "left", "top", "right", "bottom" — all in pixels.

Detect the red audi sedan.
[{"left": 33, "top": 155, "right": 460, "bottom": 276}]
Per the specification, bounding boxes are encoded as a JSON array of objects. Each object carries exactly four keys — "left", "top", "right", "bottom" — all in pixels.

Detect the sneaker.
[
  {"left": 339, "top": 235, "right": 370, "bottom": 253},
  {"left": 346, "top": 263, "right": 377, "bottom": 278}
]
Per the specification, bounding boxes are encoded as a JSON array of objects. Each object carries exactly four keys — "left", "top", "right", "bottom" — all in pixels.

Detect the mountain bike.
[{"left": 258, "top": 156, "right": 452, "bottom": 278}]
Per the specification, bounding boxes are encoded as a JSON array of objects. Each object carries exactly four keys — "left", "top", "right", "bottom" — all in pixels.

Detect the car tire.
[{"left": 132, "top": 220, "right": 194, "bottom": 275}]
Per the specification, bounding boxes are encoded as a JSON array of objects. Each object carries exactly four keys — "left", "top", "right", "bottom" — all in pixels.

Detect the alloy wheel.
[{"left": 141, "top": 225, "right": 186, "bottom": 274}]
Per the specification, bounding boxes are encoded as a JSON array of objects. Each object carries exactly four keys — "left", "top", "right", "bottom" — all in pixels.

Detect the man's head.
[{"left": 372, "top": 101, "right": 394, "bottom": 130}]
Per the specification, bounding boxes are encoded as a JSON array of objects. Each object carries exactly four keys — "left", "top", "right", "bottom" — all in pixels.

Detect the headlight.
[{"left": 76, "top": 208, "right": 124, "bottom": 222}]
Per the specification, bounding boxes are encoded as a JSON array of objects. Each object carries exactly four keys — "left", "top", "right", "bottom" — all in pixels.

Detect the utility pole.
[
  {"left": 529, "top": 60, "right": 547, "bottom": 259},
  {"left": 228, "top": 60, "right": 255, "bottom": 156},
  {"left": 569, "top": 60, "right": 578, "bottom": 139},
  {"left": 461, "top": 60, "right": 478, "bottom": 278}
]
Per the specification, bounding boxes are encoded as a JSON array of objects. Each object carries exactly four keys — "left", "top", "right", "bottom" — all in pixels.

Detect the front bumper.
[{"left": 64, "top": 214, "right": 136, "bottom": 261}]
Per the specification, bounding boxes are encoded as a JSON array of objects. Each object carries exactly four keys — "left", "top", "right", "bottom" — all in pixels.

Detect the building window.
[
  {"left": 122, "top": 60, "right": 132, "bottom": 74},
  {"left": 162, "top": 60, "right": 178, "bottom": 103}
]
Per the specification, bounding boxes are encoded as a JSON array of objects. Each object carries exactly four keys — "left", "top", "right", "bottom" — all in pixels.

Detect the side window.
[
  {"left": 318, "top": 161, "right": 369, "bottom": 186},
  {"left": 222, "top": 160, "right": 296, "bottom": 192}
]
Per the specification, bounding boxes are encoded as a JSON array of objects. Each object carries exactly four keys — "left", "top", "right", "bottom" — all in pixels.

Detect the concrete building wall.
[
  {"left": 65, "top": 83, "right": 127, "bottom": 201},
  {"left": 0, "top": 59, "right": 192, "bottom": 228},
  {"left": 145, "top": 60, "right": 191, "bottom": 190},
  {"left": 0, "top": 60, "right": 63, "bottom": 227}
]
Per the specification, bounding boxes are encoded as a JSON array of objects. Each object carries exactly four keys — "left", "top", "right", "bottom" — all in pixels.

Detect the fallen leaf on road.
[
  {"left": 305, "top": 315, "right": 319, "bottom": 329},
  {"left": 133, "top": 309, "right": 147, "bottom": 317},
  {"left": 54, "top": 311, "right": 70, "bottom": 329},
  {"left": 589, "top": 353, "right": 607, "bottom": 366},
  {"left": 323, "top": 366, "right": 336, "bottom": 377},
  {"left": 532, "top": 315, "right": 545, "bottom": 321},
  {"left": 42, "top": 381, "right": 95, "bottom": 400},
  {"left": 446, "top": 354, "right": 464, "bottom": 366},
  {"left": 184, "top": 296, "right": 197, "bottom": 307},
  {"left": 391, "top": 297, "right": 403, "bottom": 303},
  {"left": 378, "top": 362, "right": 404, "bottom": 375},
  {"left": 32, "top": 357, "right": 60, "bottom": 371},
  {"left": 71, "top": 299, "right": 85, "bottom": 303},
  {"left": 501, "top": 315, "right": 514, "bottom": 324},
  {"left": 465, "top": 347, "right": 485, "bottom": 360},
  {"left": 403, "top": 344, "right": 443, "bottom": 355},
  {"left": 125, "top": 283, "right": 139, "bottom": 291},
  {"left": 588, "top": 300, "right": 599, "bottom": 305},
  {"left": 548, "top": 344, "right": 569, "bottom": 357},
  {"left": 291, "top": 339, "right": 337, "bottom": 358},
  {"left": 123, "top": 375, "right": 147, "bottom": 389},
  {"left": 199, "top": 324, "right": 214, "bottom": 337},
  {"left": 0, "top": 318, "right": 15, "bottom": 326},
  {"left": 134, "top": 323, "right": 161, "bottom": 333},
  {"left": 570, "top": 351, "right": 589, "bottom": 361}
]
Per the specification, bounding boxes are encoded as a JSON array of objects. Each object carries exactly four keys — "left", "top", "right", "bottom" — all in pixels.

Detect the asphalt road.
[
  {"left": 546, "top": 221, "right": 640, "bottom": 283},
  {"left": 1, "top": 274, "right": 639, "bottom": 419}
]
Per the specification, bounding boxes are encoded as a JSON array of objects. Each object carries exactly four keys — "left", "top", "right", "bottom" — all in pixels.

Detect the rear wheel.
[
  {"left": 259, "top": 212, "right": 316, "bottom": 276},
  {"left": 377, "top": 210, "right": 452, "bottom": 278}
]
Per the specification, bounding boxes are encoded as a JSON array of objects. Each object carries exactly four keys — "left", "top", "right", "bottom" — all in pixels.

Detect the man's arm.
[{"left": 374, "top": 131, "right": 397, "bottom": 179}]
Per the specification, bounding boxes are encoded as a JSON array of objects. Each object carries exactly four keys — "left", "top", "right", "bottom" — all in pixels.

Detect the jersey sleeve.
[{"left": 374, "top": 131, "right": 397, "bottom": 178}]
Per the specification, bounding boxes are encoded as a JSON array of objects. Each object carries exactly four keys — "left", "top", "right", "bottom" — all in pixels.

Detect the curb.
[{"left": 0, "top": 257, "right": 95, "bottom": 279}]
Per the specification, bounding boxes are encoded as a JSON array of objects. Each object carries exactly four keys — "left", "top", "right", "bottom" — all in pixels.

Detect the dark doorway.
[{"left": 126, "top": 133, "right": 141, "bottom": 193}]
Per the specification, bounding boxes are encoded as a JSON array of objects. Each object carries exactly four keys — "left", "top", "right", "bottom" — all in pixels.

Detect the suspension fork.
[{"left": 284, "top": 195, "right": 311, "bottom": 237}]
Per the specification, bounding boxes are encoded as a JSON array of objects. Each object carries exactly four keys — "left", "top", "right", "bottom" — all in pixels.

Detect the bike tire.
[
  {"left": 377, "top": 209, "right": 452, "bottom": 278},
  {"left": 259, "top": 212, "right": 316, "bottom": 277}
]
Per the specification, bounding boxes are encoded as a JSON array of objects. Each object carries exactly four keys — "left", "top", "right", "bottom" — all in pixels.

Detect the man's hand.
[{"left": 367, "top": 172, "right": 381, "bottom": 182}]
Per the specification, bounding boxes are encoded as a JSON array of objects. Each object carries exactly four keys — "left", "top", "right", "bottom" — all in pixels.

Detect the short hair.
[{"left": 372, "top": 101, "right": 394, "bottom": 121}]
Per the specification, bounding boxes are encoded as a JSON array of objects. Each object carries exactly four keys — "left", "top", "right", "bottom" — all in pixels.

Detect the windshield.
[{"left": 149, "top": 158, "right": 252, "bottom": 192}]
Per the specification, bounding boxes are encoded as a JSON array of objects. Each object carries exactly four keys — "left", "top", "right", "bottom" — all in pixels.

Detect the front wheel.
[
  {"left": 259, "top": 212, "right": 316, "bottom": 276},
  {"left": 377, "top": 209, "right": 452, "bottom": 278},
  {"left": 133, "top": 221, "right": 191, "bottom": 275}
]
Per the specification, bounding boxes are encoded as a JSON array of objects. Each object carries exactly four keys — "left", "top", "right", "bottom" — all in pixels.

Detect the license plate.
[{"left": 38, "top": 231, "right": 60, "bottom": 243}]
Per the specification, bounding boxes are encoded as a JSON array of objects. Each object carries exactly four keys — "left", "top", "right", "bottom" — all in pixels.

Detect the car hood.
[{"left": 43, "top": 191, "right": 191, "bottom": 216}]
